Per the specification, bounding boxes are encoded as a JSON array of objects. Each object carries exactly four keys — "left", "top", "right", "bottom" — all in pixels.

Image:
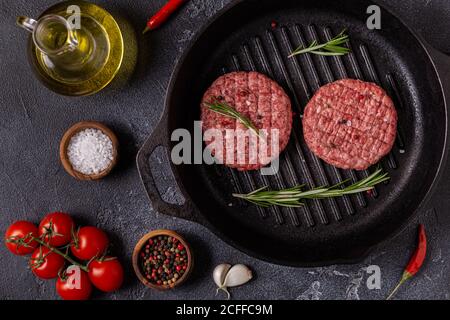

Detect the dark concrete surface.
[{"left": 0, "top": 0, "right": 449, "bottom": 300}]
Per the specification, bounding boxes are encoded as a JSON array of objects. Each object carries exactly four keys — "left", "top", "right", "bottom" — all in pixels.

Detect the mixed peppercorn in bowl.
[{"left": 132, "top": 230, "right": 193, "bottom": 290}]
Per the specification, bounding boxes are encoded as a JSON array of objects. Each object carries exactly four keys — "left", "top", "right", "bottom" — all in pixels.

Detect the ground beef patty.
[
  {"left": 201, "top": 71, "right": 293, "bottom": 171},
  {"left": 303, "top": 79, "right": 397, "bottom": 170}
]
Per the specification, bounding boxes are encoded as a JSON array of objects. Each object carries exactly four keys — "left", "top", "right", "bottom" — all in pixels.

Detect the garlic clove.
[
  {"left": 223, "top": 264, "right": 253, "bottom": 288},
  {"left": 213, "top": 264, "right": 232, "bottom": 288}
]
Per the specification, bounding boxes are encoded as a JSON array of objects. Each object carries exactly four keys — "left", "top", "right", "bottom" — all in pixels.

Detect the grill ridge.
[
  {"left": 266, "top": 29, "right": 348, "bottom": 222},
  {"left": 261, "top": 32, "right": 325, "bottom": 224},
  {"left": 290, "top": 24, "right": 354, "bottom": 221},
  {"left": 359, "top": 45, "right": 399, "bottom": 171},
  {"left": 304, "top": 25, "right": 356, "bottom": 216},
  {"left": 234, "top": 167, "right": 269, "bottom": 218},
  {"left": 278, "top": 26, "right": 332, "bottom": 225},
  {"left": 230, "top": 54, "right": 295, "bottom": 226},
  {"left": 244, "top": 40, "right": 312, "bottom": 226},
  {"left": 320, "top": 26, "right": 368, "bottom": 209},
  {"left": 219, "top": 68, "right": 268, "bottom": 220},
  {"left": 386, "top": 73, "right": 406, "bottom": 150},
  {"left": 254, "top": 34, "right": 331, "bottom": 225},
  {"left": 224, "top": 59, "right": 284, "bottom": 225},
  {"left": 340, "top": 38, "right": 380, "bottom": 198},
  {"left": 242, "top": 44, "right": 303, "bottom": 223},
  {"left": 242, "top": 41, "right": 303, "bottom": 222}
]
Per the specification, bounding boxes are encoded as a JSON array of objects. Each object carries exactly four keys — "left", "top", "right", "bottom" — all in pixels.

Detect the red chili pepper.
[
  {"left": 387, "top": 224, "right": 427, "bottom": 300},
  {"left": 143, "top": 0, "right": 187, "bottom": 34}
]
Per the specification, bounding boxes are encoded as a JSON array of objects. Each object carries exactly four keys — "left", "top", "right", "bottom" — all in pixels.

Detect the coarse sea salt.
[{"left": 67, "top": 128, "right": 114, "bottom": 175}]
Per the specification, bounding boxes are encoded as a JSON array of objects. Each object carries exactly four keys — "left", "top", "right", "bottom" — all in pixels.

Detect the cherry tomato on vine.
[
  {"left": 4, "top": 221, "right": 39, "bottom": 255},
  {"left": 29, "top": 246, "right": 65, "bottom": 279},
  {"left": 70, "top": 226, "right": 109, "bottom": 261},
  {"left": 39, "top": 212, "right": 74, "bottom": 247},
  {"left": 56, "top": 267, "right": 92, "bottom": 300},
  {"left": 88, "top": 257, "right": 124, "bottom": 292}
]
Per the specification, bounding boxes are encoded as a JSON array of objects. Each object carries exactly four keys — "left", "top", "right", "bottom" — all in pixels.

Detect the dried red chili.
[
  {"left": 387, "top": 224, "right": 427, "bottom": 300},
  {"left": 143, "top": 0, "right": 187, "bottom": 34}
]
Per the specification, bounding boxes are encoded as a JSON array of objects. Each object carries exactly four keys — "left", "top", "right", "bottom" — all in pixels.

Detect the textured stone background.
[{"left": 0, "top": 0, "right": 449, "bottom": 300}]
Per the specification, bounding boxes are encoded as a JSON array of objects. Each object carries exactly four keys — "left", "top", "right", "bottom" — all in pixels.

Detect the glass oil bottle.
[{"left": 17, "top": 0, "right": 136, "bottom": 96}]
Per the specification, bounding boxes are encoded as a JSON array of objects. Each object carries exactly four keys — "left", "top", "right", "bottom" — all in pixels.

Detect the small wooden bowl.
[
  {"left": 132, "top": 230, "right": 194, "bottom": 291},
  {"left": 60, "top": 121, "right": 118, "bottom": 180}
]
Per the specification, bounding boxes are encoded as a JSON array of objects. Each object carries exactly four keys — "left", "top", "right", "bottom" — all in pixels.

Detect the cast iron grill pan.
[{"left": 137, "top": 0, "right": 450, "bottom": 266}]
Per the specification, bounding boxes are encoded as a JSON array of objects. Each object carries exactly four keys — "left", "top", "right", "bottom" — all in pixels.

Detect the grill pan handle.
[{"left": 137, "top": 115, "right": 198, "bottom": 222}]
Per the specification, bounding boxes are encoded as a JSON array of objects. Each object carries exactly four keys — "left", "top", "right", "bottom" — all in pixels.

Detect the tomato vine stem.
[
  {"left": 6, "top": 234, "right": 89, "bottom": 272},
  {"left": 32, "top": 237, "right": 89, "bottom": 272}
]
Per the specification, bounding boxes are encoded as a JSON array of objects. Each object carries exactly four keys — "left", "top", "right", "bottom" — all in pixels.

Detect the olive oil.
[{"left": 18, "top": 0, "right": 134, "bottom": 96}]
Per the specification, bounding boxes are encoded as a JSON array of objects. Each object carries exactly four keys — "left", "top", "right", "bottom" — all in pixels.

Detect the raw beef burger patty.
[
  {"left": 303, "top": 79, "right": 397, "bottom": 170},
  {"left": 201, "top": 71, "right": 293, "bottom": 171}
]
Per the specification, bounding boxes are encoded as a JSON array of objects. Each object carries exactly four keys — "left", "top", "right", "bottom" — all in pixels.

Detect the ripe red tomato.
[
  {"left": 71, "top": 226, "right": 109, "bottom": 260},
  {"left": 88, "top": 257, "right": 124, "bottom": 292},
  {"left": 4, "top": 221, "right": 39, "bottom": 255},
  {"left": 39, "top": 212, "right": 74, "bottom": 247},
  {"left": 56, "top": 267, "right": 92, "bottom": 300},
  {"left": 29, "top": 246, "right": 65, "bottom": 279}
]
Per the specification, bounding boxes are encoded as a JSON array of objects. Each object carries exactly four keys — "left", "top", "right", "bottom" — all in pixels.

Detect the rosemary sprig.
[
  {"left": 205, "top": 99, "right": 261, "bottom": 137},
  {"left": 288, "top": 30, "right": 350, "bottom": 58},
  {"left": 233, "top": 169, "right": 389, "bottom": 208}
]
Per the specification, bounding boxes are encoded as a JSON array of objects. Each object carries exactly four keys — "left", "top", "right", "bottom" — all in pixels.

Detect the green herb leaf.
[
  {"left": 289, "top": 30, "right": 350, "bottom": 58},
  {"left": 205, "top": 99, "right": 261, "bottom": 137},
  {"left": 233, "top": 169, "right": 389, "bottom": 208}
]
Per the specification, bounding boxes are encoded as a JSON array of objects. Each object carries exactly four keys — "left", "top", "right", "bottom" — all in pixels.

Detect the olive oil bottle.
[{"left": 17, "top": 0, "right": 135, "bottom": 96}]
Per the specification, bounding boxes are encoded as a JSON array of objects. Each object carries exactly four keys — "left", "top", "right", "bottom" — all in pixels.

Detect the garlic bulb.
[
  {"left": 213, "top": 263, "right": 253, "bottom": 300},
  {"left": 213, "top": 264, "right": 231, "bottom": 287}
]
